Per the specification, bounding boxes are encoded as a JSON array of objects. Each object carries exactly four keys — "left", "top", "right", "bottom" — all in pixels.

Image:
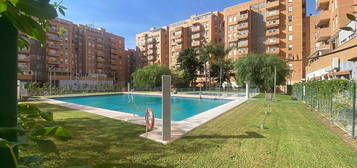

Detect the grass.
[{"left": 22, "top": 96, "right": 357, "bottom": 168}]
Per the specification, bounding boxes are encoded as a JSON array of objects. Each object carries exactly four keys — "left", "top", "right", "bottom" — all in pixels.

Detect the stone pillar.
[
  {"left": 245, "top": 81, "right": 250, "bottom": 99},
  {"left": 127, "top": 82, "right": 130, "bottom": 92},
  {"left": 162, "top": 75, "right": 171, "bottom": 141}
]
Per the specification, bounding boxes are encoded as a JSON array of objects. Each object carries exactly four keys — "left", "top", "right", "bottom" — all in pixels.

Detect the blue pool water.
[{"left": 54, "top": 94, "right": 231, "bottom": 121}]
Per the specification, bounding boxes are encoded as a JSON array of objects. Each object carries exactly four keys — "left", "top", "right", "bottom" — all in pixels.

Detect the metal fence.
[{"left": 292, "top": 82, "right": 356, "bottom": 139}]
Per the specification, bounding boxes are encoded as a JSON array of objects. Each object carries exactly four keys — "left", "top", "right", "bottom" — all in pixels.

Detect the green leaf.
[
  {"left": 10, "top": 0, "right": 57, "bottom": 19},
  {"left": 58, "top": 7, "right": 65, "bottom": 16},
  {"left": 340, "top": 26, "right": 354, "bottom": 32},
  {"left": 347, "top": 13, "right": 356, "bottom": 21},
  {"left": 53, "top": 127, "right": 71, "bottom": 140},
  {"left": 21, "top": 155, "right": 43, "bottom": 165},
  {"left": 35, "top": 139, "right": 58, "bottom": 153},
  {"left": 39, "top": 110, "right": 53, "bottom": 121},
  {"left": 18, "top": 36, "right": 30, "bottom": 50},
  {"left": 4, "top": 3, "right": 46, "bottom": 43},
  {"left": 0, "top": 126, "right": 26, "bottom": 134},
  {"left": 0, "top": 1, "right": 7, "bottom": 13},
  {"left": 0, "top": 138, "right": 13, "bottom": 148}
]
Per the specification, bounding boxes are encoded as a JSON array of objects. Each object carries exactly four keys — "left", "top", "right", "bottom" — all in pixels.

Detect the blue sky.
[{"left": 59, "top": 0, "right": 318, "bottom": 49}]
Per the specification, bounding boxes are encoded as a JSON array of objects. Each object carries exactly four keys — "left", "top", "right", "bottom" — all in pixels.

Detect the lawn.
[{"left": 22, "top": 95, "right": 357, "bottom": 168}]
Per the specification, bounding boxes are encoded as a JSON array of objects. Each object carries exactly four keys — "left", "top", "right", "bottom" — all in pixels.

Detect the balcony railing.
[
  {"left": 192, "top": 40, "right": 201, "bottom": 47},
  {"left": 266, "top": 19, "right": 279, "bottom": 28},
  {"left": 316, "top": 11, "right": 330, "bottom": 27},
  {"left": 266, "top": 10, "right": 279, "bottom": 19},
  {"left": 266, "top": 29, "right": 279, "bottom": 36},
  {"left": 265, "top": 38, "right": 280, "bottom": 45},
  {"left": 317, "top": 27, "right": 331, "bottom": 42},
  {"left": 192, "top": 26, "right": 201, "bottom": 32},
  {"left": 192, "top": 33, "right": 202, "bottom": 39},
  {"left": 266, "top": 0, "right": 279, "bottom": 10}
]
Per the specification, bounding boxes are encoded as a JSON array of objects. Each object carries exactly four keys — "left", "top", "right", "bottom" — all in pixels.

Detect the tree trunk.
[
  {"left": 219, "top": 64, "right": 222, "bottom": 91},
  {"left": 0, "top": 17, "right": 18, "bottom": 168}
]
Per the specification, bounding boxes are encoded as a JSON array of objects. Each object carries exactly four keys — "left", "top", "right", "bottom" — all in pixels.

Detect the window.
[
  {"left": 288, "top": 35, "right": 293, "bottom": 41},
  {"left": 288, "top": 25, "right": 293, "bottom": 32},
  {"left": 288, "top": 16, "right": 293, "bottom": 22},
  {"left": 288, "top": 0, "right": 293, "bottom": 2},
  {"left": 288, "top": 44, "right": 293, "bottom": 50},
  {"left": 288, "top": 54, "right": 294, "bottom": 61},
  {"left": 288, "top": 6, "right": 293, "bottom": 12}
]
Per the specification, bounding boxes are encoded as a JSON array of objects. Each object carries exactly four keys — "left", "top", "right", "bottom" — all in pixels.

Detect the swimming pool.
[{"left": 54, "top": 94, "right": 231, "bottom": 121}]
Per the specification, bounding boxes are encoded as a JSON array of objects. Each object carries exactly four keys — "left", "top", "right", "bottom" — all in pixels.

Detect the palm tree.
[
  {"left": 197, "top": 43, "right": 214, "bottom": 89},
  {"left": 210, "top": 43, "right": 234, "bottom": 90}
]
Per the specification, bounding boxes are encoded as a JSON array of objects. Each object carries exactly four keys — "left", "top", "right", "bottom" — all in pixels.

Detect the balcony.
[
  {"left": 316, "top": 27, "right": 331, "bottom": 42},
  {"left": 48, "top": 43, "right": 60, "bottom": 49},
  {"left": 266, "top": 19, "right": 279, "bottom": 28},
  {"left": 266, "top": 29, "right": 280, "bottom": 37},
  {"left": 192, "top": 40, "right": 201, "bottom": 47},
  {"left": 96, "top": 57, "right": 105, "bottom": 63},
  {"left": 96, "top": 44, "right": 104, "bottom": 50},
  {"left": 96, "top": 51, "right": 105, "bottom": 57},
  {"left": 148, "top": 44, "right": 155, "bottom": 49},
  {"left": 192, "top": 26, "right": 201, "bottom": 32},
  {"left": 48, "top": 51, "right": 60, "bottom": 57},
  {"left": 238, "top": 33, "right": 248, "bottom": 39},
  {"left": 238, "top": 23, "right": 249, "bottom": 30},
  {"left": 316, "top": 0, "right": 330, "bottom": 11},
  {"left": 48, "top": 59, "right": 60, "bottom": 64},
  {"left": 192, "top": 33, "right": 202, "bottom": 39},
  {"left": 18, "top": 55, "right": 30, "bottom": 62},
  {"left": 316, "top": 11, "right": 330, "bottom": 27},
  {"left": 237, "top": 42, "right": 248, "bottom": 48},
  {"left": 266, "top": 48, "right": 280, "bottom": 54},
  {"left": 147, "top": 38, "right": 154, "bottom": 43},
  {"left": 265, "top": 38, "right": 280, "bottom": 46},
  {"left": 148, "top": 49, "right": 154, "bottom": 55},
  {"left": 96, "top": 64, "right": 104, "bottom": 69},
  {"left": 266, "top": 0, "right": 279, "bottom": 10},
  {"left": 266, "top": 10, "right": 279, "bottom": 19},
  {"left": 176, "top": 38, "right": 182, "bottom": 43},
  {"left": 237, "top": 14, "right": 248, "bottom": 22}
]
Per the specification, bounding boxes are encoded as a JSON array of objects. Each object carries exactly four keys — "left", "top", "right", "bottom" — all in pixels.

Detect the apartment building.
[
  {"left": 223, "top": 0, "right": 307, "bottom": 84},
  {"left": 305, "top": 0, "right": 357, "bottom": 80},
  {"left": 136, "top": 27, "right": 169, "bottom": 66},
  {"left": 168, "top": 11, "right": 224, "bottom": 69},
  {"left": 127, "top": 49, "right": 142, "bottom": 80},
  {"left": 17, "top": 18, "right": 128, "bottom": 86}
]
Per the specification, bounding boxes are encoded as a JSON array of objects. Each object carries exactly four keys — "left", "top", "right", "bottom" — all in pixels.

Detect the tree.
[
  {"left": 176, "top": 48, "right": 202, "bottom": 87},
  {"left": 210, "top": 59, "right": 234, "bottom": 86},
  {"left": 235, "top": 54, "right": 290, "bottom": 95},
  {"left": 209, "top": 42, "right": 234, "bottom": 90},
  {"left": 0, "top": 1, "right": 65, "bottom": 167},
  {"left": 197, "top": 43, "right": 214, "bottom": 89},
  {"left": 132, "top": 64, "right": 171, "bottom": 90}
]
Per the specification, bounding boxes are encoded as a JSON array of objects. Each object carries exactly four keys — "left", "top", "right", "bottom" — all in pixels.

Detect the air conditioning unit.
[{"left": 332, "top": 57, "right": 340, "bottom": 69}]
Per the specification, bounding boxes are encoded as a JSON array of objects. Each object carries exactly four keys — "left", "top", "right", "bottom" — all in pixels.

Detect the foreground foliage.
[{"left": 22, "top": 99, "right": 357, "bottom": 168}]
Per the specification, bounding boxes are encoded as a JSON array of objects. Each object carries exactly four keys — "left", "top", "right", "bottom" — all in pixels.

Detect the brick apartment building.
[
  {"left": 136, "top": 27, "right": 169, "bottom": 66},
  {"left": 18, "top": 18, "right": 129, "bottom": 87},
  {"left": 136, "top": 0, "right": 307, "bottom": 84},
  {"left": 305, "top": 0, "right": 357, "bottom": 81},
  {"left": 168, "top": 11, "right": 225, "bottom": 69}
]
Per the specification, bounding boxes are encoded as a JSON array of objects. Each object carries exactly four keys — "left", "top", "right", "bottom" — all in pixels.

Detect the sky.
[{"left": 58, "top": 0, "right": 318, "bottom": 49}]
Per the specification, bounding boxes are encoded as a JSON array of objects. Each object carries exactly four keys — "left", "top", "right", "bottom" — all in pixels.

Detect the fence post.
[
  {"left": 352, "top": 82, "right": 356, "bottom": 139},
  {"left": 329, "top": 88, "right": 333, "bottom": 118}
]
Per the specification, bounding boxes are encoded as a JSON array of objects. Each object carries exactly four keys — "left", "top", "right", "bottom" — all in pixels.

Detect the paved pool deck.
[{"left": 34, "top": 92, "right": 249, "bottom": 144}]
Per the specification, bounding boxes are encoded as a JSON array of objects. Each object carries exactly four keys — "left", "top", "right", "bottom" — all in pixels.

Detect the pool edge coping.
[{"left": 33, "top": 92, "right": 249, "bottom": 144}]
